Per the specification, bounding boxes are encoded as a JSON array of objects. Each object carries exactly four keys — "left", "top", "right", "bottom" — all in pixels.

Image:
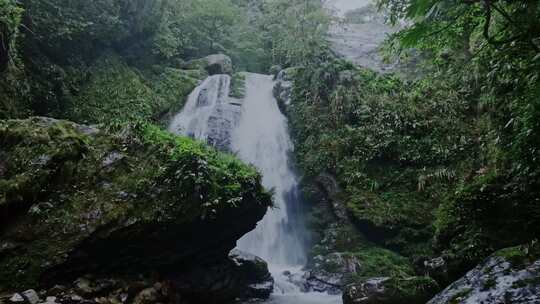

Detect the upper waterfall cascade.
[
  {"left": 168, "top": 74, "right": 241, "bottom": 151},
  {"left": 168, "top": 72, "right": 341, "bottom": 304}
]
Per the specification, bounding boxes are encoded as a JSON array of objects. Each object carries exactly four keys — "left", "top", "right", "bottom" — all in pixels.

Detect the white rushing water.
[
  {"left": 169, "top": 73, "right": 341, "bottom": 303},
  {"left": 234, "top": 73, "right": 306, "bottom": 267}
]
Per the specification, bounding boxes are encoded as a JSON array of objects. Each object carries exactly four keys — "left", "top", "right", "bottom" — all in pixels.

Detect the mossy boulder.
[
  {"left": 343, "top": 276, "right": 439, "bottom": 304},
  {"left": 427, "top": 243, "right": 540, "bottom": 304},
  {"left": 0, "top": 117, "right": 271, "bottom": 292}
]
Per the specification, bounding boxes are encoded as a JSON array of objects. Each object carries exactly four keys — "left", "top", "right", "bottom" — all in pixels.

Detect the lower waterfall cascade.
[{"left": 168, "top": 73, "right": 342, "bottom": 304}]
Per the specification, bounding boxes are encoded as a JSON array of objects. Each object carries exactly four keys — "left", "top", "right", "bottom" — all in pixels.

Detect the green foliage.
[
  {"left": 351, "top": 246, "right": 414, "bottom": 279},
  {"left": 0, "top": 0, "right": 23, "bottom": 69},
  {"left": 286, "top": 1, "right": 540, "bottom": 283},
  {"left": 229, "top": 72, "right": 246, "bottom": 99},
  {"left": 289, "top": 58, "right": 477, "bottom": 258},
  {"left": 259, "top": 0, "right": 332, "bottom": 67},
  {"left": 0, "top": 0, "right": 26, "bottom": 118},
  {"left": 67, "top": 55, "right": 203, "bottom": 125},
  {"left": 380, "top": 0, "right": 540, "bottom": 180},
  {"left": 434, "top": 169, "right": 540, "bottom": 270}
]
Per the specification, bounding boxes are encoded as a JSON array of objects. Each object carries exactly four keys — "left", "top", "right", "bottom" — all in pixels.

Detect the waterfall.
[
  {"left": 233, "top": 73, "right": 307, "bottom": 266},
  {"left": 168, "top": 74, "right": 240, "bottom": 150},
  {"left": 169, "top": 72, "right": 341, "bottom": 304}
]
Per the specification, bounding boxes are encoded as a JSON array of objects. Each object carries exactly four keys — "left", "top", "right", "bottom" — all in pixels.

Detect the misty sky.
[{"left": 326, "top": 0, "right": 372, "bottom": 15}]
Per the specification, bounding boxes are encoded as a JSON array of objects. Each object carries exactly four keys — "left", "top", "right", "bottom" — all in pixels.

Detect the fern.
[{"left": 417, "top": 167, "right": 456, "bottom": 191}]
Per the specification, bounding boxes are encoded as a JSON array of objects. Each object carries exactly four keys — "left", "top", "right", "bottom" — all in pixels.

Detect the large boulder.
[
  {"left": 169, "top": 249, "right": 274, "bottom": 302},
  {"left": 427, "top": 244, "right": 540, "bottom": 304},
  {"left": 343, "top": 276, "right": 439, "bottom": 304},
  {"left": 228, "top": 249, "right": 274, "bottom": 299},
  {"left": 0, "top": 117, "right": 271, "bottom": 297},
  {"left": 182, "top": 54, "right": 233, "bottom": 75}
]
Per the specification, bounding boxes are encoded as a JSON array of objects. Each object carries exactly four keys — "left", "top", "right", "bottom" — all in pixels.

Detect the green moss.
[
  {"left": 350, "top": 246, "right": 414, "bottom": 279},
  {"left": 67, "top": 55, "right": 203, "bottom": 125},
  {"left": 229, "top": 72, "right": 246, "bottom": 99},
  {"left": 495, "top": 243, "right": 540, "bottom": 268},
  {"left": 0, "top": 118, "right": 271, "bottom": 290},
  {"left": 144, "top": 67, "right": 204, "bottom": 117},
  {"left": 448, "top": 288, "right": 472, "bottom": 304}
]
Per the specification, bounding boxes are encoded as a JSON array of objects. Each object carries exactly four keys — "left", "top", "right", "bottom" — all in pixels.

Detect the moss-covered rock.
[
  {"left": 343, "top": 276, "right": 439, "bottom": 304},
  {"left": 427, "top": 243, "right": 540, "bottom": 304},
  {"left": 0, "top": 117, "right": 271, "bottom": 291}
]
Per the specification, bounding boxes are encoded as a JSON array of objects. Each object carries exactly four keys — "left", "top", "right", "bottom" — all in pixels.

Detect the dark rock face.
[
  {"left": 228, "top": 250, "right": 274, "bottom": 299},
  {"left": 272, "top": 67, "right": 296, "bottom": 114},
  {"left": 315, "top": 173, "right": 349, "bottom": 223},
  {"left": 414, "top": 256, "right": 454, "bottom": 287},
  {"left": 343, "top": 276, "right": 439, "bottom": 304},
  {"left": 168, "top": 249, "right": 274, "bottom": 303},
  {"left": 0, "top": 117, "right": 271, "bottom": 302},
  {"left": 300, "top": 172, "right": 365, "bottom": 294},
  {"left": 427, "top": 245, "right": 540, "bottom": 304}
]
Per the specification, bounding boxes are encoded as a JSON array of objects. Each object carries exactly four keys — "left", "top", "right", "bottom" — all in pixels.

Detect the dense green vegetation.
[
  {"left": 0, "top": 0, "right": 331, "bottom": 123},
  {"left": 1, "top": 0, "right": 539, "bottom": 301},
  {"left": 287, "top": 0, "right": 540, "bottom": 285}
]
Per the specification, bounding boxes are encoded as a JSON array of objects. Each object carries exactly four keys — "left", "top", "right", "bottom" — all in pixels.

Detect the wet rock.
[
  {"left": 427, "top": 245, "right": 540, "bottom": 304},
  {"left": 132, "top": 288, "right": 160, "bottom": 304},
  {"left": 74, "top": 278, "right": 94, "bottom": 297},
  {"left": 417, "top": 256, "right": 450, "bottom": 285},
  {"left": 21, "top": 290, "right": 40, "bottom": 304},
  {"left": 315, "top": 173, "right": 349, "bottom": 224},
  {"left": 69, "top": 295, "right": 83, "bottom": 303},
  {"left": 304, "top": 252, "right": 361, "bottom": 294},
  {"left": 0, "top": 242, "right": 19, "bottom": 255},
  {"left": 171, "top": 250, "right": 273, "bottom": 302},
  {"left": 343, "top": 276, "right": 438, "bottom": 304},
  {"left": 46, "top": 286, "right": 66, "bottom": 297},
  {"left": 206, "top": 103, "right": 241, "bottom": 151},
  {"left": 229, "top": 249, "right": 274, "bottom": 299},
  {"left": 101, "top": 152, "right": 125, "bottom": 168},
  {"left": 182, "top": 54, "right": 233, "bottom": 75},
  {"left": 43, "top": 296, "right": 58, "bottom": 304},
  {"left": 9, "top": 294, "right": 24, "bottom": 303}
]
